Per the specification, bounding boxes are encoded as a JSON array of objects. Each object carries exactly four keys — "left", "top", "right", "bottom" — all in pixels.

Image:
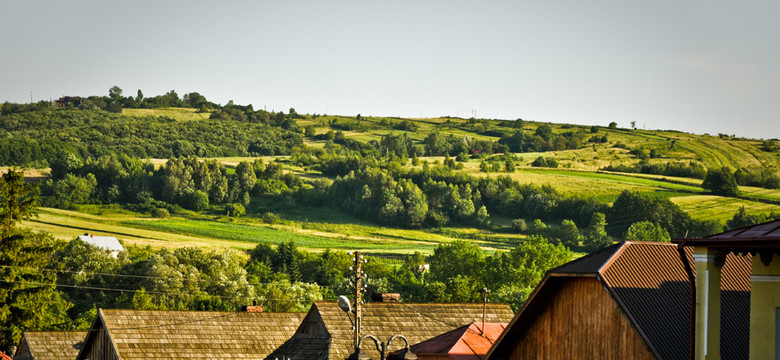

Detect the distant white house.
[{"left": 77, "top": 234, "right": 124, "bottom": 258}]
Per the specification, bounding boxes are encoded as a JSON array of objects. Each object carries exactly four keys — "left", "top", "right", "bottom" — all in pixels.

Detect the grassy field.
[
  {"left": 123, "top": 107, "right": 211, "bottom": 121},
  {"left": 20, "top": 206, "right": 518, "bottom": 255},
  {"left": 670, "top": 195, "right": 780, "bottom": 221}
]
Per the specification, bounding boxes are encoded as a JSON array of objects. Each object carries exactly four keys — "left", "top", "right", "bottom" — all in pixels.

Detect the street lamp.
[{"left": 348, "top": 334, "right": 418, "bottom": 360}]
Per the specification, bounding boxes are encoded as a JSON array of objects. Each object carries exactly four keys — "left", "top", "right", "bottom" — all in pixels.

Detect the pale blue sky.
[{"left": 1, "top": 1, "right": 778, "bottom": 139}]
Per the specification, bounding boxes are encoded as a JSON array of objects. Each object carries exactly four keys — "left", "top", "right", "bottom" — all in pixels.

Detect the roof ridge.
[
  {"left": 706, "top": 218, "right": 780, "bottom": 238},
  {"left": 550, "top": 242, "right": 624, "bottom": 275}
]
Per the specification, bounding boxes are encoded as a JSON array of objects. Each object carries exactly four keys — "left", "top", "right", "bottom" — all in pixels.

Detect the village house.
[
  {"left": 266, "top": 301, "right": 515, "bottom": 360},
  {"left": 13, "top": 331, "right": 87, "bottom": 360},
  {"left": 485, "top": 241, "right": 751, "bottom": 360},
  {"left": 77, "top": 234, "right": 124, "bottom": 258},
  {"left": 673, "top": 219, "right": 780, "bottom": 360},
  {"left": 75, "top": 308, "right": 305, "bottom": 360}
]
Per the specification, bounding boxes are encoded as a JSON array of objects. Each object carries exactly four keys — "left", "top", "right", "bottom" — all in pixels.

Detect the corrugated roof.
[
  {"left": 551, "top": 242, "right": 622, "bottom": 275},
  {"left": 487, "top": 242, "right": 751, "bottom": 360},
  {"left": 77, "top": 235, "right": 124, "bottom": 252},
  {"left": 267, "top": 302, "right": 515, "bottom": 360},
  {"left": 601, "top": 243, "right": 694, "bottom": 360},
  {"left": 14, "top": 331, "right": 86, "bottom": 360},
  {"left": 80, "top": 309, "right": 305, "bottom": 360},
  {"left": 1, "top": 351, "right": 13, "bottom": 360},
  {"left": 673, "top": 219, "right": 780, "bottom": 247}
]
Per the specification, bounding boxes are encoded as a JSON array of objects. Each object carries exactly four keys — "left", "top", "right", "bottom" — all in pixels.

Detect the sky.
[{"left": 1, "top": 1, "right": 778, "bottom": 139}]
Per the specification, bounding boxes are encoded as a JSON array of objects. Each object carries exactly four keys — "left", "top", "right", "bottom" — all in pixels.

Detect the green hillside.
[{"left": 3, "top": 104, "right": 779, "bottom": 254}]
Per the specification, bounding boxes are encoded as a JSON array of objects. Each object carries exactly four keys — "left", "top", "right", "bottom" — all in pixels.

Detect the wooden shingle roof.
[
  {"left": 77, "top": 309, "right": 305, "bottom": 360},
  {"left": 14, "top": 331, "right": 87, "bottom": 360},
  {"left": 267, "top": 301, "right": 515, "bottom": 360}
]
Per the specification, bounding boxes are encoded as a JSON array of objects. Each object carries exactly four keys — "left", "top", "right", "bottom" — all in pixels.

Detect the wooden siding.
[
  {"left": 505, "top": 278, "right": 656, "bottom": 360},
  {"left": 78, "top": 323, "right": 118, "bottom": 360},
  {"left": 14, "top": 338, "right": 31, "bottom": 360}
]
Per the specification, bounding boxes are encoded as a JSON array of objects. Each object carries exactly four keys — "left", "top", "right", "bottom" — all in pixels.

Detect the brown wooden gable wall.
[
  {"left": 505, "top": 278, "right": 656, "bottom": 360},
  {"left": 13, "top": 337, "right": 31, "bottom": 360},
  {"left": 77, "top": 322, "right": 118, "bottom": 360},
  {"left": 298, "top": 304, "right": 329, "bottom": 337}
]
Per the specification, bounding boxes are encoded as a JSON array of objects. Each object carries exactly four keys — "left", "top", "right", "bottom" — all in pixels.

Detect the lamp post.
[{"left": 348, "top": 334, "right": 418, "bottom": 360}]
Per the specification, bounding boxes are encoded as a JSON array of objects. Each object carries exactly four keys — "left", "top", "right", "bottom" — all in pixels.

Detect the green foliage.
[
  {"left": 602, "top": 161, "right": 707, "bottom": 180},
  {"left": 583, "top": 212, "right": 612, "bottom": 251},
  {"left": 531, "top": 156, "right": 558, "bottom": 168},
  {"left": 607, "top": 190, "right": 691, "bottom": 238},
  {"left": 0, "top": 169, "right": 39, "bottom": 234},
  {"left": 225, "top": 203, "right": 245, "bottom": 217},
  {"left": 702, "top": 168, "right": 740, "bottom": 197},
  {"left": 512, "top": 218, "right": 527, "bottom": 232},
  {"left": 624, "top": 221, "right": 671, "bottom": 242},
  {"left": 504, "top": 160, "right": 516, "bottom": 172},
  {"left": 256, "top": 280, "right": 323, "bottom": 312},
  {"left": 1, "top": 228, "right": 71, "bottom": 349},
  {"left": 556, "top": 219, "right": 581, "bottom": 248},
  {"left": 0, "top": 109, "right": 303, "bottom": 166},
  {"left": 726, "top": 206, "right": 780, "bottom": 230},
  {"left": 51, "top": 173, "right": 97, "bottom": 207},
  {"left": 733, "top": 167, "right": 779, "bottom": 189},
  {"left": 487, "top": 235, "right": 573, "bottom": 310}
]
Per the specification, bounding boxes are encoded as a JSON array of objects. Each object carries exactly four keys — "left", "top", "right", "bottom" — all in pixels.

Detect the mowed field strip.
[{"left": 22, "top": 208, "right": 516, "bottom": 254}]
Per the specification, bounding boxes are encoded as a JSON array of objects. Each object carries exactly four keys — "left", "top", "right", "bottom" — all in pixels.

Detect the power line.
[{"left": 0, "top": 279, "right": 326, "bottom": 302}]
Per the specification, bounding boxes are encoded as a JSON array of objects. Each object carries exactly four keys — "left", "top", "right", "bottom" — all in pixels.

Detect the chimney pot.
[{"left": 241, "top": 305, "right": 263, "bottom": 313}]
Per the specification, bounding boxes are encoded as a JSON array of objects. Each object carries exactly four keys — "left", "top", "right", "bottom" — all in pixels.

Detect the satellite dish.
[{"left": 338, "top": 295, "right": 352, "bottom": 313}]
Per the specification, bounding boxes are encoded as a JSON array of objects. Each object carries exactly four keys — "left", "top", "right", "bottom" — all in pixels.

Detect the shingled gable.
[
  {"left": 76, "top": 309, "right": 306, "bottom": 360},
  {"left": 486, "top": 241, "right": 751, "bottom": 360},
  {"left": 13, "top": 331, "right": 87, "bottom": 360},
  {"left": 266, "top": 301, "right": 515, "bottom": 360}
]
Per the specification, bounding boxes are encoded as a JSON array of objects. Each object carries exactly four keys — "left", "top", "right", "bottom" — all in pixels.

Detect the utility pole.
[
  {"left": 353, "top": 251, "right": 364, "bottom": 352},
  {"left": 481, "top": 287, "right": 490, "bottom": 335}
]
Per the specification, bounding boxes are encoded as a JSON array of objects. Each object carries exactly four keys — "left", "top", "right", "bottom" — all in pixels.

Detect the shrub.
[
  {"left": 512, "top": 218, "right": 527, "bottom": 232},
  {"left": 702, "top": 168, "right": 739, "bottom": 197},
  {"left": 151, "top": 207, "right": 170, "bottom": 218},
  {"left": 225, "top": 203, "right": 245, "bottom": 217}
]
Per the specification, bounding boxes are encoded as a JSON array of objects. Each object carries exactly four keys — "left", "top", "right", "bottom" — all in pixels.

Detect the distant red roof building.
[
  {"left": 55, "top": 96, "right": 82, "bottom": 107},
  {"left": 401, "top": 322, "right": 507, "bottom": 360}
]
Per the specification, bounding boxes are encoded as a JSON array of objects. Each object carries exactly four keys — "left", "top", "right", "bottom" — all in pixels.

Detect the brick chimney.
[
  {"left": 241, "top": 305, "right": 263, "bottom": 313},
  {"left": 240, "top": 301, "right": 263, "bottom": 313},
  {"left": 370, "top": 293, "right": 400, "bottom": 303}
]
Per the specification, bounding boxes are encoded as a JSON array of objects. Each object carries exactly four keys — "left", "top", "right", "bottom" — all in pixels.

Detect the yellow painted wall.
[
  {"left": 750, "top": 253, "right": 780, "bottom": 360},
  {"left": 694, "top": 247, "right": 724, "bottom": 360}
]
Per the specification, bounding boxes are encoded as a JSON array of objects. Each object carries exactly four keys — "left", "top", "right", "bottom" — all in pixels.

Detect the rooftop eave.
[{"left": 673, "top": 237, "right": 780, "bottom": 248}]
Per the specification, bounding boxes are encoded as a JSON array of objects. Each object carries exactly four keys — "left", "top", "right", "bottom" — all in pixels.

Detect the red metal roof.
[
  {"left": 1, "top": 351, "right": 13, "bottom": 360},
  {"left": 487, "top": 242, "right": 751, "bottom": 360},
  {"left": 405, "top": 322, "right": 507, "bottom": 360}
]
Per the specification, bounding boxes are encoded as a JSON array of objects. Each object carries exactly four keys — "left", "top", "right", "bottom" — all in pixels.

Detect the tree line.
[
  {"left": 0, "top": 108, "right": 303, "bottom": 167},
  {"left": 40, "top": 150, "right": 779, "bottom": 250}
]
